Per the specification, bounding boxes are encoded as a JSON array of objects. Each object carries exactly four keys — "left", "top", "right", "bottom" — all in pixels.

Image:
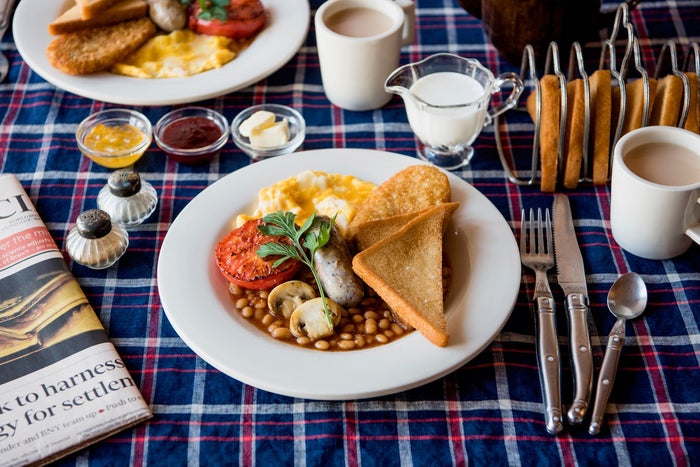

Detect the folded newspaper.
[{"left": 0, "top": 174, "right": 152, "bottom": 466}]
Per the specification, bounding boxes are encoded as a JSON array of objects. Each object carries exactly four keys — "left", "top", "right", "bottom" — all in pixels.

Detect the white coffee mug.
[
  {"left": 315, "top": 0, "right": 415, "bottom": 111},
  {"left": 610, "top": 126, "right": 700, "bottom": 260}
]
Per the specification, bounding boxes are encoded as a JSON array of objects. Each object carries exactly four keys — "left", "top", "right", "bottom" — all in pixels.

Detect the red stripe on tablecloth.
[
  {"left": 241, "top": 385, "right": 255, "bottom": 465},
  {"left": 445, "top": 379, "right": 466, "bottom": 466},
  {"left": 332, "top": 105, "right": 344, "bottom": 148},
  {"left": 344, "top": 401, "right": 359, "bottom": 466}
]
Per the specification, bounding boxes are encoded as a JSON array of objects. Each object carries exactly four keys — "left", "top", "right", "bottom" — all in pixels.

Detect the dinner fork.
[{"left": 519, "top": 208, "right": 563, "bottom": 435}]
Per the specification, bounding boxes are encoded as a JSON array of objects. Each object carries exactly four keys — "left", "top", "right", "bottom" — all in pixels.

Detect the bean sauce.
[{"left": 228, "top": 261, "right": 452, "bottom": 351}]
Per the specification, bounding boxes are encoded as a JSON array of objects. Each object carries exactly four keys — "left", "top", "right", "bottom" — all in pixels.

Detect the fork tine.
[
  {"left": 545, "top": 208, "right": 553, "bottom": 256},
  {"left": 520, "top": 209, "right": 526, "bottom": 254},
  {"left": 528, "top": 208, "right": 535, "bottom": 255},
  {"left": 536, "top": 208, "right": 544, "bottom": 255}
]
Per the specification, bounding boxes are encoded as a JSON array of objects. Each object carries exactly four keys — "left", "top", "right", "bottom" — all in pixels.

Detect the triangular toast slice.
[
  {"left": 354, "top": 202, "right": 459, "bottom": 251},
  {"left": 352, "top": 203, "right": 456, "bottom": 347}
]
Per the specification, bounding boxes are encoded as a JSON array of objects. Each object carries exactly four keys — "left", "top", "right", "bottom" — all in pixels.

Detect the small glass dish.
[
  {"left": 231, "top": 104, "right": 305, "bottom": 160},
  {"left": 154, "top": 107, "right": 230, "bottom": 165},
  {"left": 76, "top": 109, "right": 152, "bottom": 169}
]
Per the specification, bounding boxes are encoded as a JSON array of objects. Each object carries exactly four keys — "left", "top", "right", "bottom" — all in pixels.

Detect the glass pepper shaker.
[
  {"left": 97, "top": 170, "right": 158, "bottom": 228},
  {"left": 66, "top": 209, "right": 129, "bottom": 269}
]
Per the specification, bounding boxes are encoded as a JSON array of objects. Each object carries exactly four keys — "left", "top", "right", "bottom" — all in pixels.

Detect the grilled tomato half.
[
  {"left": 215, "top": 218, "right": 300, "bottom": 290},
  {"left": 188, "top": 0, "right": 266, "bottom": 39}
]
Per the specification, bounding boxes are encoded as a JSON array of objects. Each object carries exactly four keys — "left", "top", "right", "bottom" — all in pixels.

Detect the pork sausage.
[{"left": 313, "top": 217, "right": 365, "bottom": 308}]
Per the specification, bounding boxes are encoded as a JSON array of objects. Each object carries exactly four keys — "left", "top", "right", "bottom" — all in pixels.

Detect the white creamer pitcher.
[{"left": 385, "top": 53, "right": 523, "bottom": 169}]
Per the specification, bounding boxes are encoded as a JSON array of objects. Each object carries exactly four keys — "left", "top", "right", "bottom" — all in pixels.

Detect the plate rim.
[
  {"left": 13, "top": 0, "right": 310, "bottom": 105},
  {"left": 156, "top": 149, "right": 520, "bottom": 400}
]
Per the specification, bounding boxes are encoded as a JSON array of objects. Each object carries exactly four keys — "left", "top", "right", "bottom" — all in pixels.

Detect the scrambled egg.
[
  {"left": 236, "top": 171, "right": 376, "bottom": 232},
  {"left": 111, "top": 30, "right": 236, "bottom": 78}
]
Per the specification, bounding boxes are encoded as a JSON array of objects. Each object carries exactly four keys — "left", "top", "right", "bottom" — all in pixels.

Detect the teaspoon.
[{"left": 589, "top": 272, "right": 648, "bottom": 435}]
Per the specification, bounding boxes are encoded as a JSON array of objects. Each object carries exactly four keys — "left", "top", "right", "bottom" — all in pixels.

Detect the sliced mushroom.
[
  {"left": 267, "top": 280, "right": 317, "bottom": 319},
  {"left": 289, "top": 297, "right": 344, "bottom": 340}
]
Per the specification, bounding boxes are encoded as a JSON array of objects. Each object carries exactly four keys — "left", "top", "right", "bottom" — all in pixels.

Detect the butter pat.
[
  {"left": 238, "top": 110, "right": 276, "bottom": 137},
  {"left": 249, "top": 119, "right": 290, "bottom": 148}
]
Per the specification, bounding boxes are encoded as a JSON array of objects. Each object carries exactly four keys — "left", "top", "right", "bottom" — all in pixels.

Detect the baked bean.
[
  {"left": 339, "top": 333, "right": 353, "bottom": 340},
  {"left": 261, "top": 314, "right": 274, "bottom": 326},
  {"left": 391, "top": 324, "right": 404, "bottom": 335},
  {"left": 297, "top": 336, "right": 311, "bottom": 346},
  {"left": 378, "top": 319, "right": 390, "bottom": 330},
  {"left": 364, "top": 311, "right": 379, "bottom": 320},
  {"left": 352, "top": 314, "right": 363, "bottom": 323},
  {"left": 271, "top": 327, "right": 292, "bottom": 339},
  {"left": 384, "top": 330, "right": 394, "bottom": 339},
  {"left": 365, "top": 318, "right": 377, "bottom": 334},
  {"left": 254, "top": 308, "right": 265, "bottom": 320},
  {"left": 236, "top": 297, "right": 250, "bottom": 309},
  {"left": 375, "top": 334, "right": 389, "bottom": 344},
  {"left": 241, "top": 306, "right": 253, "bottom": 318},
  {"left": 355, "top": 335, "right": 366, "bottom": 348},
  {"left": 337, "top": 340, "right": 355, "bottom": 350},
  {"left": 315, "top": 340, "right": 330, "bottom": 350}
]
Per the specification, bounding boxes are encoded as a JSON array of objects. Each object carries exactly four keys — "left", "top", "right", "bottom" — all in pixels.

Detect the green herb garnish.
[
  {"left": 256, "top": 211, "right": 336, "bottom": 325},
  {"left": 180, "top": 0, "right": 229, "bottom": 22}
]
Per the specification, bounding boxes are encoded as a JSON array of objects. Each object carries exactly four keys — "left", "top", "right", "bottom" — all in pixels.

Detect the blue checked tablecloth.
[{"left": 2, "top": 0, "right": 699, "bottom": 465}]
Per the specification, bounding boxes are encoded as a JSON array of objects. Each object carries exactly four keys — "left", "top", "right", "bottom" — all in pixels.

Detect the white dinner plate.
[
  {"left": 13, "top": 0, "right": 310, "bottom": 105},
  {"left": 157, "top": 149, "right": 520, "bottom": 400}
]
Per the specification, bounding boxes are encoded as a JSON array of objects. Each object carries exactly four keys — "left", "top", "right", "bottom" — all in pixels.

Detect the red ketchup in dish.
[{"left": 160, "top": 116, "right": 224, "bottom": 164}]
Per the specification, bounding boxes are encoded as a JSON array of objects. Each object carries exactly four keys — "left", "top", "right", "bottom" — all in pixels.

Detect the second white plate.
[{"left": 14, "top": 0, "right": 310, "bottom": 105}]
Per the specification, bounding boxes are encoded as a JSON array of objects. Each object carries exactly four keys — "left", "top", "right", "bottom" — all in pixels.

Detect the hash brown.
[
  {"left": 46, "top": 17, "right": 156, "bottom": 75},
  {"left": 346, "top": 165, "right": 451, "bottom": 238}
]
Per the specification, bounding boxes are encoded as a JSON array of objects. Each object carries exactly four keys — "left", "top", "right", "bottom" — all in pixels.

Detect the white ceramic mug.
[
  {"left": 610, "top": 126, "right": 700, "bottom": 260},
  {"left": 315, "top": 0, "right": 415, "bottom": 111}
]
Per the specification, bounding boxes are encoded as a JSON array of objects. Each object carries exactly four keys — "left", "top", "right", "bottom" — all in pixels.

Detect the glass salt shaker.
[
  {"left": 97, "top": 170, "right": 158, "bottom": 228},
  {"left": 66, "top": 209, "right": 129, "bottom": 269}
]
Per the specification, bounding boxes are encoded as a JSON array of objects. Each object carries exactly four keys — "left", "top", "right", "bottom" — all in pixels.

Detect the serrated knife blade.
[{"left": 553, "top": 194, "right": 593, "bottom": 425}]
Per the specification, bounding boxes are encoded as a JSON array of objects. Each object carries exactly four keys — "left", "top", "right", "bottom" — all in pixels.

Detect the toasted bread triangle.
[
  {"left": 354, "top": 202, "right": 459, "bottom": 251},
  {"left": 352, "top": 203, "right": 456, "bottom": 347}
]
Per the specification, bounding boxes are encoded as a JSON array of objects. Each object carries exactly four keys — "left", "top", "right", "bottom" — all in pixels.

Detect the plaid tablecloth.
[{"left": 2, "top": 0, "right": 699, "bottom": 465}]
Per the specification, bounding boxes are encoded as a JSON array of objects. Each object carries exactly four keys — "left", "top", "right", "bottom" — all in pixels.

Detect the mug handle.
[
  {"left": 685, "top": 197, "right": 700, "bottom": 245},
  {"left": 394, "top": 0, "right": 415, "bottom": 46},
  {"left": 484, "top": 72, "right": 524, "bottom": 126}
]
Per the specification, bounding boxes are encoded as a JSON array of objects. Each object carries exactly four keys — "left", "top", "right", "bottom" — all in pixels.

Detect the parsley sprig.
[
  {"left": 181, "top": 0, "right": 229, "bottom": 22},
  {"left": 257, "top": 211, "right": 336, "bottom": 325}
]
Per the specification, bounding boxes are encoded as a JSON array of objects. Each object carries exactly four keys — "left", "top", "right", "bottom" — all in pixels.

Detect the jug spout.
[{"left": 384, "top": 64, "right": 417, "bottom": 100}]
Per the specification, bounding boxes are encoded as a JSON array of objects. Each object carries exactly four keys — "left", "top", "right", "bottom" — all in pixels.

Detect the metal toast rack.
[{"left": 495, "top": 3, "right": 700, "bottom": 189}]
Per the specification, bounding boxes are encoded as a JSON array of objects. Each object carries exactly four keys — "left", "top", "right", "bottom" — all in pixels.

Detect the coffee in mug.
[
  {"left": 610, "top": 126, "right": 700, "bottom": 260},
  {"left": 325, "top": 7, "right": 394, "bottom": 38},
  {"left": 622, "top": 142, "right": 700, "bottom": 186}
]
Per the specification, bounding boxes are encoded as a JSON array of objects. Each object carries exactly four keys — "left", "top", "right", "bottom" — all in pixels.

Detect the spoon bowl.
[
  {"left": 589, "top": 272, "right": 648, "bottom": 435},
  {"left": 607, "top": 272, "right": 648, "bottom": 320}
]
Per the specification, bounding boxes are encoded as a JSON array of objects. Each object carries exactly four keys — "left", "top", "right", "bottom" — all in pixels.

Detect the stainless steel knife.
[{"left": 553, "top": 194, "right": 593, "bottom": 425}]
